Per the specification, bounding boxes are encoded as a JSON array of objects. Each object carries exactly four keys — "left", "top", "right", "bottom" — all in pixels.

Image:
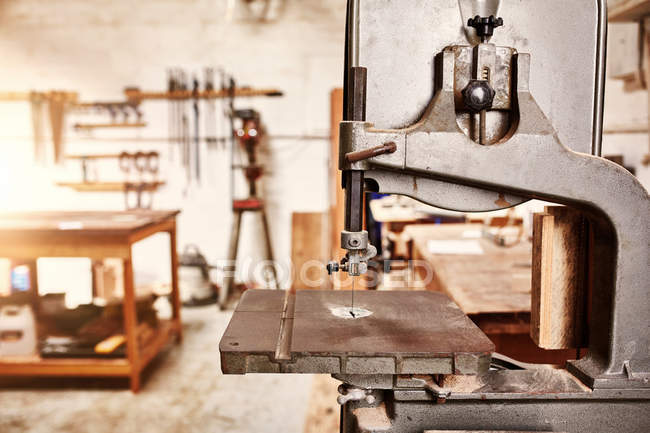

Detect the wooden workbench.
[
  {"left": 0, "top": 210, "right": 181, "bottom": 392},
  {"left": 405, "top": 223, "right": 577, "bottom": 364}
]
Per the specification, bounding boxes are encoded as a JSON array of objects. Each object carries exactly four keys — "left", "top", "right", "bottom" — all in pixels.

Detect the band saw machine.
[{"left": 220, "top": 1, "right": 650, "bottom": 431}]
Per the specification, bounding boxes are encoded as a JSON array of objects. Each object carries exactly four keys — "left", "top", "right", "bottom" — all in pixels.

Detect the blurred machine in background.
[{"left": 221, "top": 109, "right": 279, "bottom": 308}]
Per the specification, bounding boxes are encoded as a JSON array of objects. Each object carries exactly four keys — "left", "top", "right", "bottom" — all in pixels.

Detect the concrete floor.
[{"left": 0, "top": 306, "right": 316, "bottom": 433}]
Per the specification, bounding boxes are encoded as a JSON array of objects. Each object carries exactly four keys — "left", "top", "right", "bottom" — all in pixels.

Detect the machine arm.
[{"left": 338, "top": 47, "right": 650, "bottom": 389}]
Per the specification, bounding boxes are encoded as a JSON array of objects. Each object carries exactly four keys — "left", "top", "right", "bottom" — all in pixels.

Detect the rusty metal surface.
[{"left": 220, "top": 290, "right": 494, "bottom": 375}]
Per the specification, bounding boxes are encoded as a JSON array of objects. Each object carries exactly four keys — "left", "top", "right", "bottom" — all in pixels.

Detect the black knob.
[
  {"left": 327, "top": 261, "right": 340, "bottom": 275},
  {"left": 462, "top": 80, "right": 496, "bottom": 112},
  {"left": 467, "top": 15, "right": 503, "bottom": 40}
]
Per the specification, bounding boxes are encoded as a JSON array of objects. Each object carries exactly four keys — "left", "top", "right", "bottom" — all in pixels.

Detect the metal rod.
[
  {"left": 592, "top": 0, "right": 608, "bottom": 156},
  {"left": 345, "top": 141, "right": 397, "bottom": 163},
  {"left": 193, "top": 77, "right": 201, "bottom": 183},
  {"left": 343, "top": 67, "right": 367, "bottom": 233}
]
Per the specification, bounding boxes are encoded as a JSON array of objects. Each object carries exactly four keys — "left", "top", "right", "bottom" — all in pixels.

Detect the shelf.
[
  {"left": 0, "top": 355, "right": 131, "bottom": 377},
  {"left": 0, "top": 320, "right": 179, "bottom": 377},
  {"left": 66, "top": 154, "right": 123, "bottom": 160},
  {"left": 139, "top": 320, "right": 179, "bottom": 371},
  {"left": 56, "top": 181, "right": 165, "bottom": 192},
  {"left": 74, "top": 122, "right": 147, "bottom": 130},
  {"left": 0, "top": 91, "right": 79, "bottom": 102},
  {"left": 609, "top": 0, "right": 650, "bottom": 22},
  {"left": 124, "top": 87, "right": 283, "bottom": 101}
]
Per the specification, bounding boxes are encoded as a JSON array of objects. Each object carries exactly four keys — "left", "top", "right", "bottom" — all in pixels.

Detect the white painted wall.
[
  {"left": 0, "top": 2, "right": 647, "bottom": 292},
  {"left": 602, "top": 80, "right": 650, "bottom": 190},
  {"left": 0, "top": 0, "right": 347, "bottom": 289},
  {"left": 603, "top": 22, "right": 650, "bottom": 190}
]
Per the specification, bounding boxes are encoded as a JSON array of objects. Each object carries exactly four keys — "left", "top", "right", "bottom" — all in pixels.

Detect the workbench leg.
[
  {"left": 260, "top": 209, "right": 279, "bottom": 290},
  {"left": 123, "top": 255, "right": 141, "bottom": 393},
  {"left": 169, "top": 224, "right": 182, "bottom": 343},
  {"left": 221, "top": 210, "right": 242, "bottom": 308}
]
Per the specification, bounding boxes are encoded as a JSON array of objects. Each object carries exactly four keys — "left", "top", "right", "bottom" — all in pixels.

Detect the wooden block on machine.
[
  {"left": 531, "top": 206, "right": 589, "bottom": 350},
  {"left": 291, "top": 212, "right": 329, "bottom": 290}
]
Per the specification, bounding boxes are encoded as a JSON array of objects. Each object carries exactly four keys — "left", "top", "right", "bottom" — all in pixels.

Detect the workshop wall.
[
  {"left": 602, "top": 81, "right": 650, "bottom": 188},
  {"left": 603, "top": 22, "right": 650, "bottom": 189},
  {"left": 0, "top": 0, "right": 347, "bottom": 289}
]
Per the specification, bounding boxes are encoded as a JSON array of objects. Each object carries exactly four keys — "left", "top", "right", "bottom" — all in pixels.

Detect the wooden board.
[
  {"left": 405, "top": 223, "right": 580, "bottom": 364},
  {"left": 291, "top": 212, "right": 329, "bottom": 290},
  {"left": 0, "top": 210, "right": 178, "bottom": 260},
  {"left": 0, "top": 357, "right": 131, "bottom": 377},
  {"left": 0, "top": 91, "right": 78, "bottom": 102},
  {"left": 0, "top": 320, "right": 179, "bottom": 377},
  {"left": 56, "top": 181, "right": 165, "bottom": 192},
  {"left": 530, "top": 207, "right": 588, "bottom": 350},
  {"left": 0, "top": 210, "right": 177, "bottom": 233},
  {"left": 406, "top": 224, "right": 532, "bottom": 315},
  {"left": 66, "top": 154, "right": 123, "bottom": 160},
  {"left": 73, "top": 122, "right": 146, "bottom": 129}
]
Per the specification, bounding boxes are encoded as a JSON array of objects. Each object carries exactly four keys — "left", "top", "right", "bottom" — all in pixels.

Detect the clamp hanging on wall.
[{"left": 71, "top": 99, "right": 145, "bottom": 131}]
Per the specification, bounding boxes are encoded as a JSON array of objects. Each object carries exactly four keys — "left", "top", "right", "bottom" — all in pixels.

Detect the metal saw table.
[{"left": 220, "top": 290, "right": 494, "bottom": 376}]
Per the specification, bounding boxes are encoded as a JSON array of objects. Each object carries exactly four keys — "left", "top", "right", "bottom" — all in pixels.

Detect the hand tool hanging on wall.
[
  {"left": 227, "top": 76, "right": 237, "bottom": 205},
  {"left": 0, "top": 91, "right": 77, "bottom": 164},
  {"left": 48, "top": 91, "right": 68, "bottom": 165},
  {"left": 29, "top": 92, "right": 46, "bottom": 165},
  {"left": 120, "top": 68, "right": 283, "bottom": 169},
  {"left": 70, "top": 99, "right": 145, "bottom": 131},
  {"left": 167, "top": 69, "right": 176, "bottom": 161},
  {"left": 192, "top": 75, "right": 201, "bottom": 183},
  {"left": 204, "top": 68, "right": 218, "bottom": 148},
  {"left": 219, "top": 69, "right": 229, "bottom": 150},
  {"left": 58, "top": 153, "right": 165, "bottom": 198},
  {"left": 182, "top": 112, "right": 191, "bottom": 195},
  {"left": 173, "top": 69, "right": 191, "bottom": 193},
  {"left": 173, "top": 69, "right": 183, "bottom": 162},
  {"left": 177, "top": 69, "right": 185, "bottom": 159}
]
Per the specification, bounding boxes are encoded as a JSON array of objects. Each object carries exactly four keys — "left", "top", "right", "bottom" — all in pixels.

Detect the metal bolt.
[
  {"left": 462, "top": 80, "right": 496, "bottom": 112},
  {"left": 327, "top": 261, "right": 340, "bottom": 275}
]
